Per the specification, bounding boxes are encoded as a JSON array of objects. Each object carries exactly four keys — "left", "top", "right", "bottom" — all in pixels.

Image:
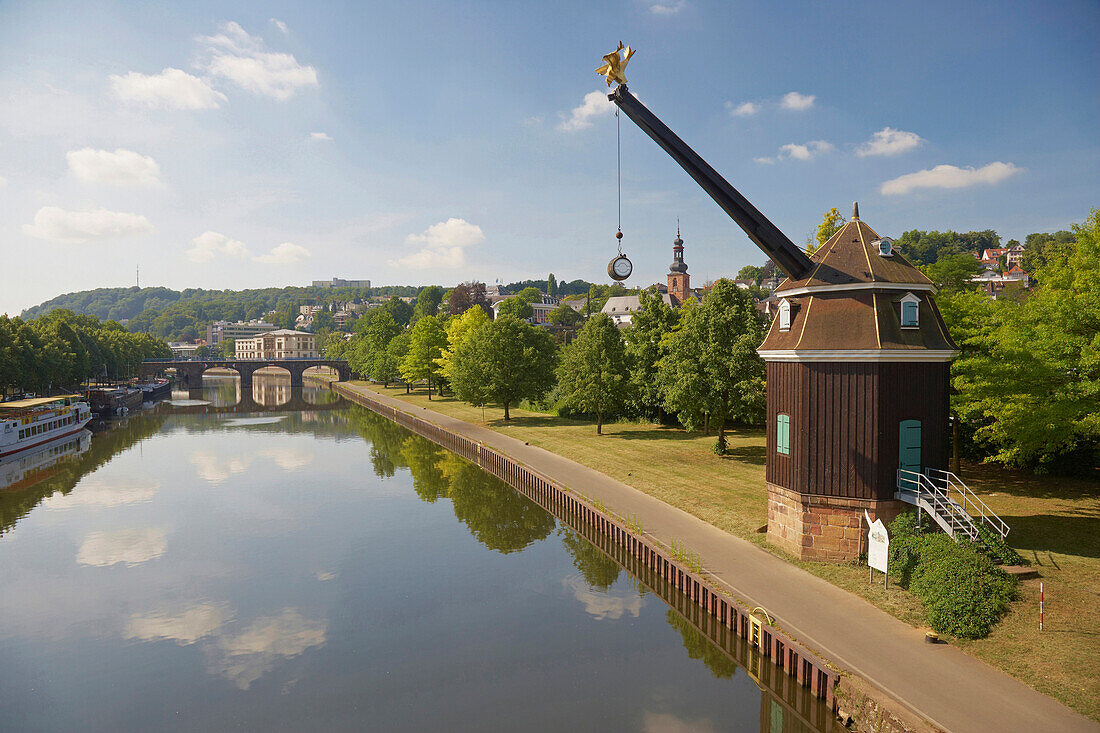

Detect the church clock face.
[{"left": 608, "top": 254, "right": 632, "bottom": 281}]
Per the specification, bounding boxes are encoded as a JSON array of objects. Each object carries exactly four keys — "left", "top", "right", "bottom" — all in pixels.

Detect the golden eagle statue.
[{"left": 596, "top": 42, "right": 635, "bottom": 87}]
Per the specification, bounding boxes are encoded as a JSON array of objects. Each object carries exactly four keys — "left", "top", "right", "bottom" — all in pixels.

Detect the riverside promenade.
[{"left": 336, "top": 382, "right": 1097, "bottom": 733}]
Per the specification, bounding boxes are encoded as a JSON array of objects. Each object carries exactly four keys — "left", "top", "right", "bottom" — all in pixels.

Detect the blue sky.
[{"left": 1, "top": 0, "right": 1097, "bottom": 315}]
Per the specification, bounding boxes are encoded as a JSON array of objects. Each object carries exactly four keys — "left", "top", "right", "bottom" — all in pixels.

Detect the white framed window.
[
  {"left": 778, "top": 298, "right": 792, "bottom": 331},
  {"left": 900, "top": 292, "right": 920, "bottom": 328}
]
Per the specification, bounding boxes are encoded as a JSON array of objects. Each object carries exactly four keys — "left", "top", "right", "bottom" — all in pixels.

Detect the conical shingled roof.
[
  {"left": 775, "top": 218, "right": 931, "bottom": 293},
  {"left": 759, "top": 216, "right": 957, "bottom": 355}
]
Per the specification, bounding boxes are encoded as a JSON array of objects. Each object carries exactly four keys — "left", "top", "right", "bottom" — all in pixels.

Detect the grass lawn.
[{"left": 356, "top": 381, "right": 1099, "bottom": 721}]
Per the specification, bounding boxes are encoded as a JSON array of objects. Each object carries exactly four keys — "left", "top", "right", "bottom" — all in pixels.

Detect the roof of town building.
[
  {"left": 601, "top": 294, "right": 674, "bottom": 314},
  {"left": 761, "top": 217, "right": 956, "bottom": 354},
  {"left": 776, "top": 218, "right": 932, "bottom": 293}
]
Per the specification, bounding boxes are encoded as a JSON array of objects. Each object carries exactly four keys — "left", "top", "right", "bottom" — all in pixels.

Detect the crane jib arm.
[{"left": 609, "top": 86, "right": 814, "bottom": 280}]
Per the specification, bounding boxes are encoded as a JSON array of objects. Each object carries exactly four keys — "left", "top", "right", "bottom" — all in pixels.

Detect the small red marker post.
[{"left": 1039, "top": 581, "right": 1044, "bottom": 631}]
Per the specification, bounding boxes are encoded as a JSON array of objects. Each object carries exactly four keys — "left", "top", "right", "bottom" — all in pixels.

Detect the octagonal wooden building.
[{"left": 757, "top": 207, "right": 958, "bottom": 560}]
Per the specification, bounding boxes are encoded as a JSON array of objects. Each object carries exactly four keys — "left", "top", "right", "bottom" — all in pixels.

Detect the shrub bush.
[{"left": 887, "top": 512, "right": 1017, "bottom": 639}]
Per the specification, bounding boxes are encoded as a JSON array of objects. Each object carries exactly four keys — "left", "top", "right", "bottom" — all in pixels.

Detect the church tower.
[{"left": 667, "top": 228, "right": 690, "bottom": 305}]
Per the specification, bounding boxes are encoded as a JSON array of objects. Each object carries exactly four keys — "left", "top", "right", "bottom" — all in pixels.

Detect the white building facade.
[{"left": 235, "top": 329, "right": 318, "bottom": 359}]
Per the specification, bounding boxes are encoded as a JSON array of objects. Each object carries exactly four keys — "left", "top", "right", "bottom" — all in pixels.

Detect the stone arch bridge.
[{"left": 140, "top": 358, "right": 352, "bottom": 389}]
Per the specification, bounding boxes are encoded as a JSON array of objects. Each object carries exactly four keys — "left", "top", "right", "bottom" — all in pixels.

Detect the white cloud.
[
  {"left": 77, "top": 528, "right": 167, "bottom": 567},
  {"left": 199, "top": 22, "right": 318, "bottom": 101},
  {"left": 390, "top": 217, "right": 485, "bottom": 269},
  {"left": 43, "top": 476, "right": 158, "bottom": 509},
  {"left": 253, "top": 242, "right": 311, "bottom": 264},
  {"left": 643, "top": 712, "right": 718, "bottom": 733},
  {"left": 270, "top": 18, "right": 288, "bottom": 34},
  {"left": 726, "top": 101, "right": 759, "bottom": 117},
  {"left": 23, "top": 206, "right": 154, "bottom": 243},
  {"left": 558, "top": 90, "right": 614, "bottom": 132},
  {"left": 309, "top": 131, "right": 332, "bottom": 141},
  {"left": 187, "top": 231, "right": 251, "bottom": 263},
  {"left": 856, "top": 127, "right": 924, "bottom": 157},
  {"left": 127, "top": 604, "right": 230, "bottom": 645},
  {"left": 760, "top": 140, "right": 833, "bottom": 163},
  {"left": 780, "top": 91, "right": 815, "bottom": 111},
  {"left": 204, "top": 608, "right": 327, "bottom": 689},
  {"left": 0, "top": 175, "right": 7, "bottom": 185},
  {"left": 650, "top": 0, "right": 686, "bottom": 14},
  {"left": 881, "top": 162, "right": 1022, "bottom": 195},
  {"left": 109, "top": 68, "right": 226, "bottom": 110},
  {"left": 66, "top": 148, "right": 161, "bottom": 186}
]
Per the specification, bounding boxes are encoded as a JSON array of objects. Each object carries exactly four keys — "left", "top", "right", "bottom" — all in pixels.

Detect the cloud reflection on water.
[
  {"left": 563, "top": 574, "right": 644, "bottom": 621},
  {"left": 77, "top": 527, "right": 167, "bottom": 566}
]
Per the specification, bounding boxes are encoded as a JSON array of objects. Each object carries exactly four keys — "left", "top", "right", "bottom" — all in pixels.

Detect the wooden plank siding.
[{"left": 766, "top": 361, "right": 949, "bottom": 501}]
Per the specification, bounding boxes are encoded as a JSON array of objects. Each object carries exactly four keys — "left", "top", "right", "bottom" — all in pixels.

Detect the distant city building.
[
  {"left": 168, "top": 341, "right": 203, "bottom": 358},
  {"left": 667, "top": 229, "right": 692, "bottom": 305},
  {"left": 970, "top": 266, "right": 1030, "bottom": 299},
  {"left": 312, "top": 278, "right": 371, "bottom": 289},
  {"left": 235, "top": 329, "right": 318, "bottom": 359},
  {"left": 492, "top": 294, "right": 560, "bottom": 325},
  {"left": 601, "top": 293, "right": 675, "bottom": 327},
  {"left": 979, "top": 243, "right": 1025, "bottom": 269},
  {"left": 206, "top": 320, "right": 277, "bottom": 346}
]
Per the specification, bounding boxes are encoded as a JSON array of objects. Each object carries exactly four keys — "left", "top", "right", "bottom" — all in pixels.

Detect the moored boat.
[{"left": 0, "top": 395, "right": 93, "bottom": 459}]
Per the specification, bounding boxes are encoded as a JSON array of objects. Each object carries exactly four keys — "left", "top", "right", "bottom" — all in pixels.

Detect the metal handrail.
[
  {"left": 897, "top": 469, "right": 978, "bottom": 540},
  {"left": 926, "top": 468, "right": 1010, "bottom": 539}
]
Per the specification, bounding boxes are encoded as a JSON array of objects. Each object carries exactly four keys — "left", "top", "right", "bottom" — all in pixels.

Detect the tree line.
[
  {"left": 1, "top": 310, "right": 172, "bottom": 396},
  {"left": 340, "top": 279, "right": 766, "bottom": 453}
]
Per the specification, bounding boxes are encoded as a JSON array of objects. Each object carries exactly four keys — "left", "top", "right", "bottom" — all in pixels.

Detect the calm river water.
[{"left": 0, "top": 375, "right": 833, "bottom": 732}]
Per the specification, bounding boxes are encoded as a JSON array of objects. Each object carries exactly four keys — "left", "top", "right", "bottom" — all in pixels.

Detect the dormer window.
[
  {"left": 900, "top": 292, "right": 920, "bottom": 328},
  {"left": 778, "top": 298, "right": 792, "bottom": 331},
  {"left": 874, "top": 237, "right": 894, "bottom": 257}
]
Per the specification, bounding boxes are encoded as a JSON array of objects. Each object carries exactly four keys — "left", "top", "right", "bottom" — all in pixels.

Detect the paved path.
[{"left": 340, "top": 383, "right": 1098, "bottom": 733}]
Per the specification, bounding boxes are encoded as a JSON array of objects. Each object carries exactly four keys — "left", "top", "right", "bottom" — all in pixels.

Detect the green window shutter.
[{"left": 777, "top": 414, "right": 790, "bottom": 455}]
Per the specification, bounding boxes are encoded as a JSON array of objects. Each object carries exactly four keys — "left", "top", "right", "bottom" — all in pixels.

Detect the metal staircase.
[{"left": 896, "top": 468, "right": 1010, "bottom": 542}]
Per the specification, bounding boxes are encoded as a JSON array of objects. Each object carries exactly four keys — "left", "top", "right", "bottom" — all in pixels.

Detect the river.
[{"left": 0, "top": 375, "right": 835, "bottom": 732}]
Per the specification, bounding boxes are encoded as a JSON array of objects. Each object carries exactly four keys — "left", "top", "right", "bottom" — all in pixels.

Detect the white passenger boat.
[{"left": 0, "top": 395, "right": 93, "bottom": 459}]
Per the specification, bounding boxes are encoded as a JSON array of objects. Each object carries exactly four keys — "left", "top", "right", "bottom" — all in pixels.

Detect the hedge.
[{"left": 888, "top": 512, "right": 1017, "bottom": 639}]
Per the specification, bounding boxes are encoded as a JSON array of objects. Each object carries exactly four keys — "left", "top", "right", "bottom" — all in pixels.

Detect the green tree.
[
  {"left": 922, "top": 253, "right": 982, "bottom": 292},
  {"left": 624, "top": 290, "right": 677, "bottom": 417},
  {"left": 556, "top": 313, "right": 631, "bottom": 434},
  {"left": 547, "top": 302, "right": 583, "bottom": 328},
  {"left": 496, "top": 295, "right": 534, "bottom": 320},
  {"left": 735, "top": 264, "right": 765, "bottom": 284},
  {"left": 658, "top": 280, "right": 766, "bottom": 453},
  {"left": 412, "top": 285, "right": 444, "bottom": 322},
  {"left": 811, "top": 207, "right": 847, "bottom": 255},
  {"left": 952, "top": 208, "right": 1100, "bottom": 470},
  {"left": 436, "top": 305, "right": 489, "bottom": 382},
  {"left": 384, "top": 296, "right": 414, "bottom": 327},
  {"left": 310, "top": 309, "right": 335, "bottom": 332},
  {"left": 547, "top": 273, "right": 557, "bottom": 297},
  {"left": 217, "top": 338, "right": 236, "bottom": 359},
  {"left": 1020, "top": 230, "right": 1076, "bottom": 280},
  {"left": 383, "top": 332, "right": 410, "bottom": 390},
  {"left": 451, "top": 315, "right": 557, "bottom": 420},
  {"left": 400, "top": 316, "right": 448, "bottom": 398}
]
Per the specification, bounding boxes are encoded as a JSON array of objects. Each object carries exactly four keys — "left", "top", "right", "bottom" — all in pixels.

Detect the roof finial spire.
[{"left": 852, "top": 202, "right": 860, "bottom": 221}]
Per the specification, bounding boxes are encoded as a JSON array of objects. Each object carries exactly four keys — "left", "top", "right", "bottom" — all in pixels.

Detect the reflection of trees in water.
[
  {"left": 560, "top": 529, "right": 621, "bottom": 590},
  {"left": 442, "top": 453, "right": 555, "bottom": 554},
  {"left": 347, "top": 406, "right": 555, "bottom": 553},
  {"left": 664, "top": 608, "right": 739, "bottom": 680},
  {"left": 402, "top": 437, "right": 448, "bottom": 502},
  {"left": 0, "top": 413, "right": 168, "bottom": 537}
]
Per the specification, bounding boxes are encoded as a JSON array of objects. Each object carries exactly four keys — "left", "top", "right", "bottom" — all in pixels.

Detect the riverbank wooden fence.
[{"left": 336, "top": 384, "right": 840, "bottom": 709}]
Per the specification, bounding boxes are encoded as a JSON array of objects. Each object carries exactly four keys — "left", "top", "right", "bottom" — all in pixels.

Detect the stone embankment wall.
[{"left": 335, "top": 384, "right": 848, "bottom": 707}]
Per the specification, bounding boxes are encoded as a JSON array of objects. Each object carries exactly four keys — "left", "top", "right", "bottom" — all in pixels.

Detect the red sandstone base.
[{"left": 766, "top": 483, "right": 908, "bottom": 562}]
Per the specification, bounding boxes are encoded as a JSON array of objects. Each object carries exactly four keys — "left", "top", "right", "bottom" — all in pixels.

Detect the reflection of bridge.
[
  {"left": 158, "top": 385, "right": 348, "bottom": 414},
  {"left": 141, "top": 358, "right": 351, "bottom": 388}
]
